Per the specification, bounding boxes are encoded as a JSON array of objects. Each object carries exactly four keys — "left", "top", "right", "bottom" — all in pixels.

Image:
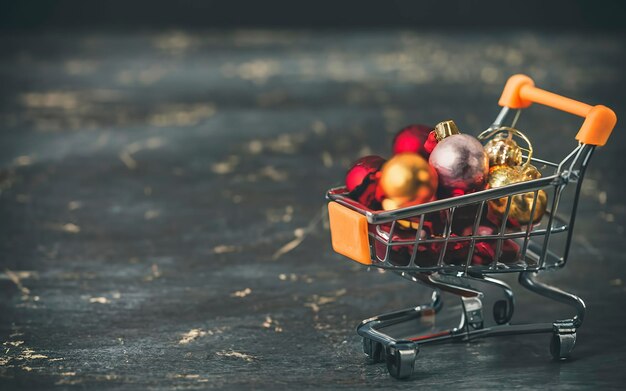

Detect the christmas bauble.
[
  {"left": 486, "top": 166, "right": 548, "bottom": 226},
  {"left": 382, "top": 198, "right": 438, "bottom": 230},
  {"left": 346, "top": 156, "right": 386, "bottom": 209},
  {"left": 519, "top": 164, "right": 541, "bottom": 180},
  {"left": 429, "top": 134, "right": 489, "bottom": 197},
  {"left": 442, "top": 203, "right": 487, "bottom": 235},
  {"left": 437, "top": 234, "right": 470, "bottom": 266},
  {"left": 379, "top": 153, "right": 438, "bottom": 205},
  {"left": 484, "top": 134, "right": 523, "bottom": 167},
  {"left": 381, "top": 198, "right": 414, "bottom": 229},
  {"left": 392, "top": 124, "right": 433, "bottom": 157},
  {"left": 459, "top": 225, "right": 520, "bottom": 265},
  {"left": 374, "top": 223, "right": 438, "bottom": 267},
  {"left": 345, "top": 155, "right": 385, "bottom": 192}
]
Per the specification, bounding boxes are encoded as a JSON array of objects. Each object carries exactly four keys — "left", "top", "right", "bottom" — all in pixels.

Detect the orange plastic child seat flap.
[{"left": 327, "top": 201, "right": 371, "bottom": 265}]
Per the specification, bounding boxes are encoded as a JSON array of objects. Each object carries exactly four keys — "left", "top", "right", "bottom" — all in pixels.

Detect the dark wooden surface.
[{"left": 1, "top": 30, "right": 625, "bottom": 389}]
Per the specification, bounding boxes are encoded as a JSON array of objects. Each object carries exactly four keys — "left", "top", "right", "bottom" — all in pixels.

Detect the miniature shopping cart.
[{"left": 326, "top": 74, "right": 617, "bottom": 379}]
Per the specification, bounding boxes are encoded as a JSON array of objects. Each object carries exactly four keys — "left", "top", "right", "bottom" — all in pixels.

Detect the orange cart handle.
[{"left": 498, "top": 74, "right": 617, "bottom": 146}]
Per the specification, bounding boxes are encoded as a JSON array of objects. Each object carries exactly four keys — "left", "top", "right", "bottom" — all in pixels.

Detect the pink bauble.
[{"left": 428, "top": 134, "right": 489, "bottom": 197}]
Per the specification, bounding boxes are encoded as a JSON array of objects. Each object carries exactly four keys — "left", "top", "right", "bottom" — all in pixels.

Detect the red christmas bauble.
[
  {"left": 346, "top": 155, "right": 386, "bottom": 209},
  {"left": 373, "top": 223, "right": 437, "bottom": 267},
  {"left": 442, "top": 203, "right": 487, "bottom": 235},
  {"left": 350, "top": 174, "right": 383, "bottom": 209},
  {"left": 392, "top": 124, "right": 433, "bottom": 157},
  {"left": 372, "top": 213, "right": 448, "bottom": 267},
  {"left": 460, "top": 225, "right": 520, "bottom": 265},
  {"left": 345, "top": 155, "right": 385, "bottom": 192}
]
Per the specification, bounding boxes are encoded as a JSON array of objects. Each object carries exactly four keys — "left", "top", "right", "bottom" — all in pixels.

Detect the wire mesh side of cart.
[{"left": 327, "top": 141, "right": 594, "bottom": 275}]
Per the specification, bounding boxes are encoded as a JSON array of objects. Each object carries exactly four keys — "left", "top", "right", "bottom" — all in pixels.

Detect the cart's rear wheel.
[
  {"left": 385, "top": 341, "right": 418, "bottom": 379},
  {"left": 362, "top": 337, "right": 385, "bottom": 363},
  {"left": 550, "top": 332, "right": 576, "bottom": 360},
  {"left": 493, "top": 299, "right": 511, "bottom": 325}
]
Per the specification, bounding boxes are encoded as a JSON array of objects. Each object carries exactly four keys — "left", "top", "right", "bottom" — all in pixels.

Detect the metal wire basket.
[{"left": 326, "top": 74, "right": 616, "bottom": 379}]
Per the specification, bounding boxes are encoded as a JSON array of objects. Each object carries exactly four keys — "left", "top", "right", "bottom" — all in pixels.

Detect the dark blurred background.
[{"left": 1, "top": 0, "right": 626, "bottom": 31}]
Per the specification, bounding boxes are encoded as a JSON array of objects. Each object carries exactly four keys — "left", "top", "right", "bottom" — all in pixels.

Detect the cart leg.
[
  {"left": 461, "top": 296, "right": 484, "bottom": 330},
  {"left": 362, "top": 337, "right": 385, "bottom": 363},
  {"left": 518, "top": 272, "right": 585, "bottom": 327},
  {"left": 519, "top": 272, "right": 585, "bottom": 359},
  {"left": 550, "top": 321, "right": 577, "bottom": 360},
  {"left": 385, "top": 341, "right": 418, "bottom": 380}
]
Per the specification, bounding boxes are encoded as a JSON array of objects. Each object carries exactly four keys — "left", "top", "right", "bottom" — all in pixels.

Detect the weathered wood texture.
[{"left": 1, "top": 31, "right": 625, "bottom": 389}]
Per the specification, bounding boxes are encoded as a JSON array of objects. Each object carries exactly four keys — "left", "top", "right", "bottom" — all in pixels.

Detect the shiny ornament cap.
[{"left": 433, "top": 120, "right": 461, "bottom": 141}]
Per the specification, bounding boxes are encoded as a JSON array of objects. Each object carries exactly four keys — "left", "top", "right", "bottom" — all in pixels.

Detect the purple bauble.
[{"left": 428, "top": 134, "right": 489, "bottom": 197}]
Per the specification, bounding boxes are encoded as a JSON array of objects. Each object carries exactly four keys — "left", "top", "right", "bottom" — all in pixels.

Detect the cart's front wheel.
[
  {"left": 362, "top": 337, "right": 385, "bottom": 363},
  {"left": 550, "top": 332, "right": 576, "bottom": 360},
  {"left": 385, "top": 341, "right": 418, "bottom": 379}
]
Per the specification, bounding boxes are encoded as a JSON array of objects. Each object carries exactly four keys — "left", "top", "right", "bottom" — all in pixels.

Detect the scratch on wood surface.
[
  {"left": 321, "top": 151, "right": 333, "bottom": 168},
  {"left": 173, "top": 373, "right": 200, "bottom": 379},
  {"left": 18, "top": 348, "right": 48, "bottom": 360},
  {"left": 67, "top": 201, "right": 83, "bottom": 210},
  {"left": 259, "top": 165, "right": 288, "bottom": 181},
  {"left": 4, "top": 269, "right": 33, "bottom": 299},
  {"left": 272, "top": 207, "right": 325, "bottom": 260},
  {"left": 212, "top": 245, "right": 239, "bottom": 254},
  {"left": 215, "top": 350, "right": 256, "bottom": 362},
  {"left": 56, "top": 372, "right": 118, "bottom": 386},
  {"left": 43, "top": 222, "right": 82, "bottom": 234},
  {"left": 144, "top": 209, "right": 161, "bottom": 220},
  {"left": 304, "top": 289, "right": 347, "bottom": 314},
  {"left": 119, "top": 151, "right": 137, "bottom": 169},
  {"left": 278, "top": 273, "right": 314, "bottom": 283},
  {"left": 262, "top": 316, "right": 283, "bottom": 333},
  {"left": 119, "top": 137, "right": 164, "bottom": 169},
  {"left": 311, "top": 120, "right": 327, "bottom": 135},
  {"left": 62, "top": 223, "right": 81, "bottom": 233},
  {"left": 211, "top": 155, "right": 239, "bottom": 175},
  {"left": 272, "top": 228, "right": 305, "bottom": 260},
  {"left": 88, "top": 297, "right": 109, "bottom": 304},
  {"left": 144, "top": 264, "right": 162, "bottom": 281},
  {"left": 14, "top": 155, "right": 34, "bottom": 166},
  {"left": 85, "top": 292, "right": 122, "bottom": 304},
  {"left": 230, "top": 288, "right": 252, "bottom": 298},
  {"left": 178, "top": 329, "right": 207, "bottom": 344},
  {"left": 247, "top": 139, "right": 263, "bottom": 154}
]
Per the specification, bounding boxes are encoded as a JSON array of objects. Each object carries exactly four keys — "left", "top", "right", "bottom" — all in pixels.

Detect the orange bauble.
[{"left": 380, "top": 153, "right": 438, "bottom": 205}]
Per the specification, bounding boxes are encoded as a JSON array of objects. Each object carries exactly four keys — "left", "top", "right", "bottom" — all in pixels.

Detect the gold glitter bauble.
[
  {"left": 380, "top": 153, "right": 438, "bottom": 205},
  {"left": 484, "top": 134, "right": 523, "bottom": 167},
  {"left": 487, "top": 166, "right": 548, "bottom": 226}
]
